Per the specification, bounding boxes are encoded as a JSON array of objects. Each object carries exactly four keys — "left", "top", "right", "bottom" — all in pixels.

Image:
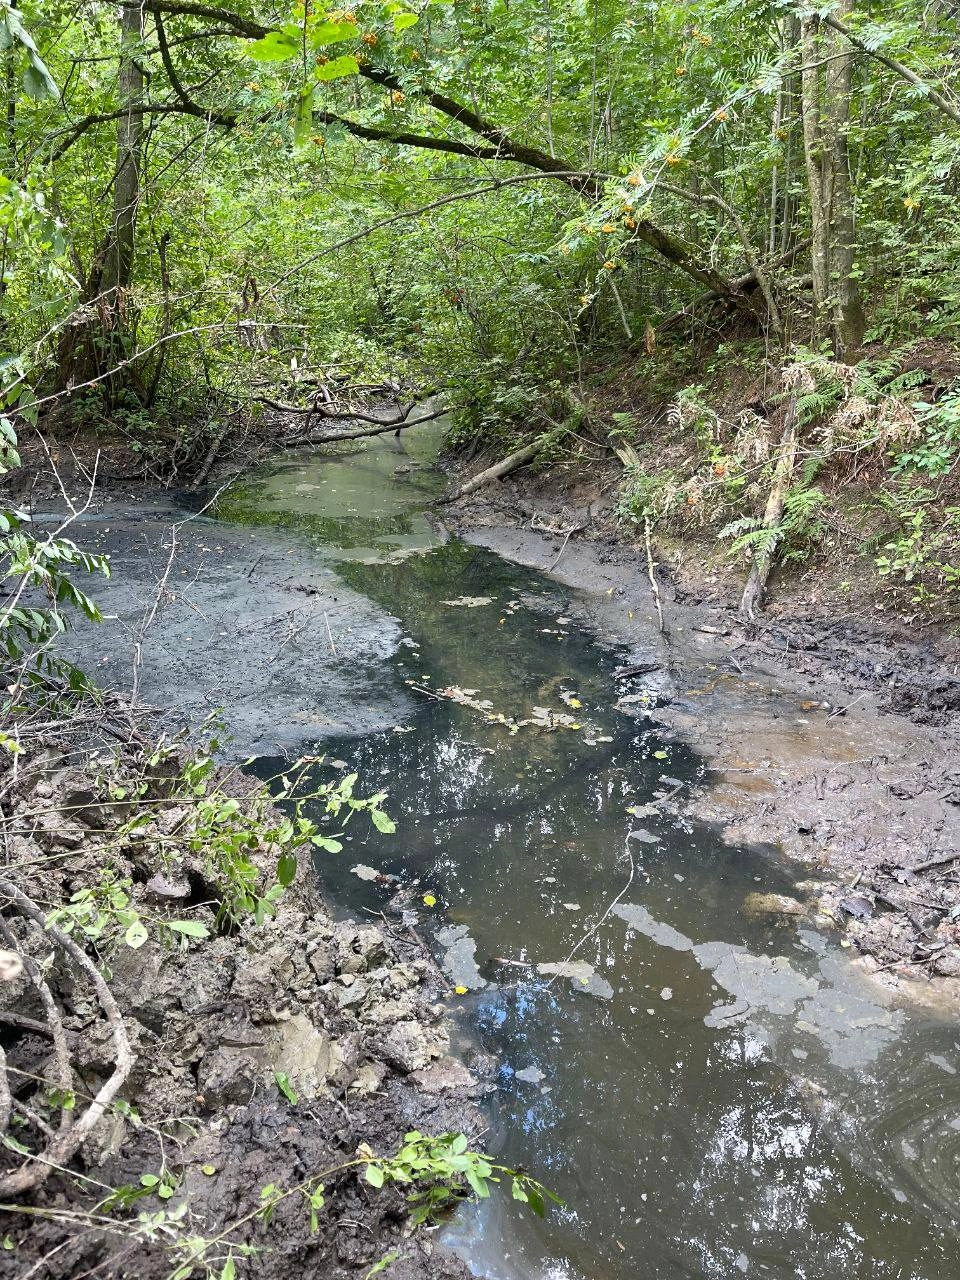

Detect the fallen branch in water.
[
  {"left": 437, "top": 441, "right": 540, "bottom": 505},
  {"left": 257, "top": 396, "right": 417, "bottom": 421},
  {"left": 285, "top": 404, "right": 448, "bottom": 447}
]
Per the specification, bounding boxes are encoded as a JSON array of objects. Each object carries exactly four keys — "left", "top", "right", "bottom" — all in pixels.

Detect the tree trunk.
[
  {"left": 800, "top": 16, "right": 831, "bottom": 340},
  {"left": 824, "top": 0, "right": 865, "bottom": 356},
  {"left": 102, "top": 0, "right": 144, "bottom": 312},
  {"left": 56, "top": 0, "right": 145, "bottom": 397},
  {"left": 799, "top": 6, "right": 865, "bottom": 358}
]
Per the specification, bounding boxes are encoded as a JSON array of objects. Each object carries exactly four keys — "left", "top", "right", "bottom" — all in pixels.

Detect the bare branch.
[{"left": 0, "top": 881, "right": 134, "bottom": 1198}]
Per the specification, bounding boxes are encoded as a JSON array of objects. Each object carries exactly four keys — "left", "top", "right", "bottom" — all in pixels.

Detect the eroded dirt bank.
[
  {"left": 0, "top": 747, "right": 483, "bottom": 1279},
  {"left": 441, "top": 481, "right": 960, "bottom": 990}
]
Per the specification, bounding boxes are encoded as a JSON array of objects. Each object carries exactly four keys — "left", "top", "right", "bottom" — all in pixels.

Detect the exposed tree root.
[{"left": 0, "top": 878, "right": 135, "bottom": 1198}]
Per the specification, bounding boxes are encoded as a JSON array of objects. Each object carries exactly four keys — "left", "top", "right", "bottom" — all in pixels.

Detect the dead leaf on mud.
[{"left": 441, "top": 596, "right": 494, "bottom": 608}]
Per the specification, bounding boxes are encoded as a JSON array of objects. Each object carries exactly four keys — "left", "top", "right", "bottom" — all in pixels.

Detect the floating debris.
[
  {"left": 350, "top": 864, "right": 381, "bottom": 882},
  {"left": 515, "top": 1065, "right": 546, "bottom": 1085}
]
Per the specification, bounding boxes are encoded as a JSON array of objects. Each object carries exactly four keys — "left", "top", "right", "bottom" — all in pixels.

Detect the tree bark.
[
  {"left": 824, "top": 0, "right": 866, "bottom": 356},
  {"left": 799, "top": 6, "right": 865, "bottom": 358},
  {"left": 740, "top": 396, "right": 799, "bottom": 621},
  {"left": 102, "top": 1, "right": 145, "bottom": 341},
  {"left": 800, "top": 16, "right": 831, "bottom": 342},
  {"left": 56, "top": 0, "right": 145, "bottom": 396}
]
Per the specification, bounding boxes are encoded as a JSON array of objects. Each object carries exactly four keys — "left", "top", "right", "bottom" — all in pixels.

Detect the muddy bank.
[
  {"left": 38, "top": 493, "right": 413, "bottom": 756},
  {"left": 441, "top": 490, "right": 960, "bottom": 988},
  {"left": 0, "top": 745, "right": 484, "bottom": 1279}
]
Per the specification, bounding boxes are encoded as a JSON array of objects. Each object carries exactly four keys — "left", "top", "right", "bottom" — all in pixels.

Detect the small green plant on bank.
[
  {"left": 90, "top": 1133, "right": 559, "bottom": 1279},
  {"left": 0, "top": 417, "right": 110, "bottom": 702},
  {"left": 875, "top": 505, "right": 960, "bottom": 603},
  {"left": 616, "top": 462, "right": 677, "bottom": 526},
  {"left": 172, "top": 753, "right": 396, "bottom": 929},
  {"left": 893, "top": 390, "right": 960, "bottom": 474},
  {"left": 55, "top": 745, "right": 398, "bottom": 944},
  {"left": 720, "top": 478, "right": 828, "bottom": 565},
  {"left": 47, "top": 870, "right": 209, "bottom": 951},
  {"left": 362, "top": 1129, "right": 561, "bottom": 1224}
]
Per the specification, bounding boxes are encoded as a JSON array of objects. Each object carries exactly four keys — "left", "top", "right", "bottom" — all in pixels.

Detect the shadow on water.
[{"left": 217, "top": 431, "right": 960, "bottom": 1280}]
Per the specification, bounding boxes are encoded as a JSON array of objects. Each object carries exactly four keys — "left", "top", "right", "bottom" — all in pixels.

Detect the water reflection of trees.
[{"left": 244, "top": 515, "right": 954, "bottom": 1278}]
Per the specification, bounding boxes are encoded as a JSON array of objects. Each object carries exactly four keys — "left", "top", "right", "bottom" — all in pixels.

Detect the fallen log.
[
  {"left": 739, "top": 393, "right": 799, "bottom": 621},
  {"left": 437, "top": 440, "right": 540, "bottom": 505}
]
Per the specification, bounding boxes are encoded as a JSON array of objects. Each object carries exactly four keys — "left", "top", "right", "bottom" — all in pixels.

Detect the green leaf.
[
  {"left": 276, "top": 851, "right": 298, "bottom": 886},
  {"left": 310, "top": 20, "right": 359, "bottom": 46},
  {"left": 314, "top": 54, "right": 359, "bottom": 82},
  {"left": 247, "top": 31, "right": 300, "bottom": 61},
  {"left": 365, "top": 1163, "right": 385, "bottom": 1188},
  {"left": 311, "top": 835, "right": 343, "bottom": 852},
  {"left": 167, "top": 919, "right": 209, "bottom": 939},
  {"left": 274, "top": 1071, "right": 298, "bottom": 1105},
  {"left": 393, "top": 12, "right": 419, "bottom": 30},
  {"left": 221, "top": 1257, "right": 236, "bottom": 1280},
  {"left": 22, "top": 57, "right": 58, "bottom": 101},
  {"left": 371, "top": 809, "right": 396, "bottom": 834},
  {"left": 365, "top": 1251, "right": 400, "bottom": 1278},
  {"left": 139, "top": 1174, "right": 160, "bottom": 1188},
  {"left": 124, "top": 919, "right": 148, "bottom": 949}
]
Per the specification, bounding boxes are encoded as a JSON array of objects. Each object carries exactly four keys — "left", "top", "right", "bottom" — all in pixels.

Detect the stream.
[{"left": 70, "top": 423, "right": 960, "bottom": 1278}]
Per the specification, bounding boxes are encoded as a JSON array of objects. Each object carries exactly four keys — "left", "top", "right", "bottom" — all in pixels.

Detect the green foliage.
[
  {"left": 363, "top": 1130, "right": 561, "bottom": 1225},
  {"left": 117, "top": 746, "right": 397, "bottom": 931},
  {"left": 46, "top": 870, "right": 208, "bottom": 952},
  {"left": 894, "top": 390, "right": 960, "bottom": 474},
  {"left": 875, "top": 505, "right": 960, "bottom": 603},
  {"left": 616, "top": 463, "right": 676, "bottom": 526}
]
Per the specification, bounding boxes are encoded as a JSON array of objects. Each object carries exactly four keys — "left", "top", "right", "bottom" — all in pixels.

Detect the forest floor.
[{"left": 441, "top": 464, "right": 960, "bottom": 1000}]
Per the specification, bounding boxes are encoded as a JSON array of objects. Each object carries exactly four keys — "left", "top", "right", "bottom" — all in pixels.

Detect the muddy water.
[{"left": 215, "top": 430, "right": 960, "bottom": 1280}]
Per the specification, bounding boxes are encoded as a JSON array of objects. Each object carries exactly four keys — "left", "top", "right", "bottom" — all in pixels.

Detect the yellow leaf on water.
[
  {"left": 454, "top": 985, "right": 468, "bottom": 995},
  {"left": 568, "top": 697, "right": 582, "bottom": 709},
  {"left": 423, "top": 893, "right": 437, "bottom": 907}
]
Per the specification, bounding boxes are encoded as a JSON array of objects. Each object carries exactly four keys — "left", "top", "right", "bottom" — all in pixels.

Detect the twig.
[
  {"left": 827, "top": 691, "right": 867, "bottom": 719},
  {"left": 323, "top": 611, "right": 337, "bottom": 657},
  {"left": 644, "top": 517, "right": 665, "bottom": 634},
  {"left": 910, "top": 851, "right": 960, "bottom": 875}
]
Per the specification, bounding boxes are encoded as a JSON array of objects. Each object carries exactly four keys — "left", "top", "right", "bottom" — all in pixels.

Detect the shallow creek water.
[{"left": 213, "top": 428, "right": 960, "bottom": 1280}]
